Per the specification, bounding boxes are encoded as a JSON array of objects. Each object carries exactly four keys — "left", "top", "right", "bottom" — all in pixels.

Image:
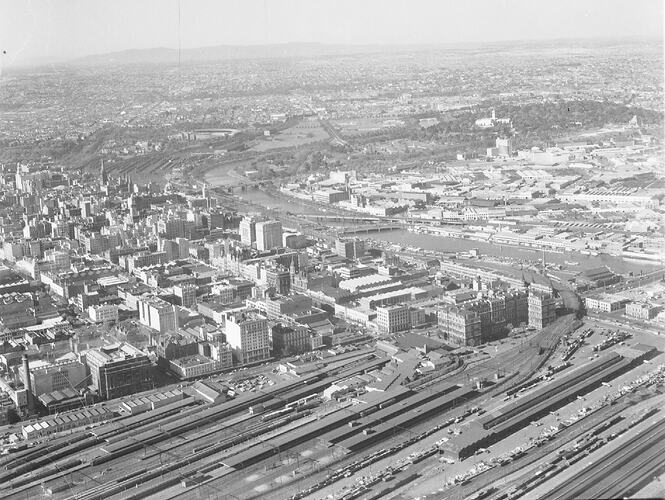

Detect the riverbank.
[
  {"left": 235, "top": 187, "right": 661, "bottom": 277},
  {"left": 367, "top": 229, "right": 661, "bottom": 277}
]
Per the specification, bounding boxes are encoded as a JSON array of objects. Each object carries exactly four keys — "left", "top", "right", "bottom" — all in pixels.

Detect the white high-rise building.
[
  {"left": 239, "top": 217, "right": 256, "bottom": 247},
  {"left": 138, "top": 296, "right": 176, "bottom": 334},
  {"left": 255, "top": 220, "right": 282, "bottom": 251},
  {"left": 224, "top": 310, "right": 270, "bottom": 365}
]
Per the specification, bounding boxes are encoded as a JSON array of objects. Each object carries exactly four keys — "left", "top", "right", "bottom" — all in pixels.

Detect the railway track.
[
  {"left": 594, "top": 437, "right": 665, "bottom": 499},
  {"left": 542, "top": 417, "right": 665, "bottom": 500},
  {"left": 436, "top": 388, "right": 648, "bottom": 500},
  {"left": 3, "top": 357, "right": 386, "bottom": 499},
  {"left": 63, "top": 410, "right": 313, "bottom": 500}
]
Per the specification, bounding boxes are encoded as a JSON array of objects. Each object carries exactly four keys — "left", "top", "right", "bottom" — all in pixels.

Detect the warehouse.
[
  {"left": 99, "top": 390, "right": 274, "bottom": 455},
  {"left": 585, "top": 294, "right": 630, "bottom": 312},
  {"left": 23, "top": 407, "right": 114, "bottom": 439},
  {"left": 92, "top": 397, "right": 197, "bottom": 438}
]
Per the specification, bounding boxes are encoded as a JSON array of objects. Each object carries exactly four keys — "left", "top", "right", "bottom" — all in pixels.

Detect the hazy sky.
[{"left": 1, "top": 0, "right": 663, "bottom": 65}]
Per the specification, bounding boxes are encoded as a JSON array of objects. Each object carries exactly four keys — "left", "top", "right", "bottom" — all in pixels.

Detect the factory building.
[
  {"left": 19, "top": 359, "right": 87, "bottom": 396},
  {"left": 585, "top": 294, "right": 630, "bottom": 313},
  {"left": 572, "top": 266, "right": 621, "bottom": 292}
]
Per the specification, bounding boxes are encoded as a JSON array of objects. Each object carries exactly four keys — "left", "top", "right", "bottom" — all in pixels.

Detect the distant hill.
[
  {"left": 53, "top": 37, "right": 663, "bottom": 68},
  {"left": 70, "top": 43, "right": 393, "bottom": 66}
]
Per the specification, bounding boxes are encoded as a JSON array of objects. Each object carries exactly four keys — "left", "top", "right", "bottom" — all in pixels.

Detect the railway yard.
[
  {"left": 1, "top": 23, "right": 663, "bottom": 500},
  {"left": 1, "top": 317, "right": 664, "bottom": 500}
]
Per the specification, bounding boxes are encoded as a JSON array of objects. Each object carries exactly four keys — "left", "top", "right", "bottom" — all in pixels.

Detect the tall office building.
[
  {"left": 161, "top": 239, "right": 180, "bottom": 261},
  {"left": 138, "top": 296, "right": 177, "bottom": 334},
  {"left": 175, "top": 237, "right": 190, "bottom": 259},
  {"left": 239, "top": 217, "right": 256, "bottom": 246},
  {"left": 504, "top": 289, "right": 529, "bottom": 328},
  {"left": 80, "top": 199, "right": 93, "bottom": 218},
  {"left": 376, "top": 304, "right": 410, "bottom": 334},
  {"left": 174, "top": 284, "right": 197, "bottom": 308},
  {"left": 335, "top": 238, "right": 365, "bottom": 260},
  {"left": 224, "top": 310, "right": 270, "bottom": 365},
  {"left": 157, "top": 218, "right": 195, "bottom": 239},
  {"left": 255, "top": 220, "right": 282, "bottom": 251},
  {"left": 85, "top": 344, "right": 152, "bottom": 400},
  {"left": 528, "top": 291, "right": 557, "bottom": 329},
  {"left": 271, "top": 322, "right": 315, "bottom": 356}
]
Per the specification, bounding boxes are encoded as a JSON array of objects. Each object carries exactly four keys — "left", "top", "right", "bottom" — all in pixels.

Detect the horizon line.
[{"left": 5, "top": 35, "right": 663, "bottom": 70}]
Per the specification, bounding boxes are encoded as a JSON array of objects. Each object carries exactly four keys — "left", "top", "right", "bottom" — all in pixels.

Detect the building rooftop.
[
  {"left": 362, "top": 287, "right": 424, "bottom": 302},
  {"left": 0, "top": 292, "right": 32, "bottom": 304},
  {"left": 88, "top": 343, "right": 146, "bottom": 363},
  {"left": 395, "top": 333, "right": 446, "bottom": 351},
  {"left": 171, "top": 355, "right": 216, "bottom": 367},
  {"left": 376, "top": 303, "right": 408, "bottom": 311},
  {"left": 139, "top": 295, "right": 173, "bottom": 308},
  {"left": 38, "top": 387, "right": 78, "bottom": 405},
  {"left": 587, "top": 293, "right": 628, "bottom": 302},
  {"left": 339, "top": 274, "right": 393, "bottom": 291},
  {"left": 226, "top": 310, "right": 267, "bottom": 324},
  {"left": 30, "top": 359, "right": 83, "bottom": 374},
  {"left": 581, "top": 266, "right": 616, "bottom": 279},
  {"left": 97, "top": 276, "right": 129, "bottom": 287}
]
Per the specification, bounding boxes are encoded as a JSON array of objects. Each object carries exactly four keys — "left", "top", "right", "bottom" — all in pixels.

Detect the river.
[{"left": 236, "top": 188, "right": 662, "bottom": 276}]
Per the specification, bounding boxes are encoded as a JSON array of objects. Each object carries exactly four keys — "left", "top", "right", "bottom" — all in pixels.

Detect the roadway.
[{"left": 318, "top": 119, "right": 349, "bottom": 146}]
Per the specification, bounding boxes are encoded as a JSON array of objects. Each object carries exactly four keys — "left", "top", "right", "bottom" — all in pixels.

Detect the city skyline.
[
  {"left": 0, "top": 2, "right": 663, "bottom": 498},
  {"left": 1, "top": 0, "right": 663, "bottom": 66}
]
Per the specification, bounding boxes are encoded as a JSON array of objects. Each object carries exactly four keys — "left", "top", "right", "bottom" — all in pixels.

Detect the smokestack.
[
  {"left": 22, "top": 354, "right": 33, "bottom": 412},
  {"left": 21, "top": 354, "right": 32, "bottom": 394}
]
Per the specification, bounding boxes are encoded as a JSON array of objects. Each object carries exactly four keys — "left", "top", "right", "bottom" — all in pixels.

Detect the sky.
[{"left": 0, "top": 0, "right": 663, "bottom": 66}]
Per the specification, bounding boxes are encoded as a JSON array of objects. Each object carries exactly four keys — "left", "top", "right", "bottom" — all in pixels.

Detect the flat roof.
[{"left": 338, "top": 274, "right": 391, "bottom": 291}]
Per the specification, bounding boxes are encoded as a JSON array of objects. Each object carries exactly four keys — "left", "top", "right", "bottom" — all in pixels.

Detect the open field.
[
  {"left": 249, "top": 120, "right": 329, "bottom": 151},
  {"left": 331, "top": 117, "right": 403, "bottom": 136}
]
